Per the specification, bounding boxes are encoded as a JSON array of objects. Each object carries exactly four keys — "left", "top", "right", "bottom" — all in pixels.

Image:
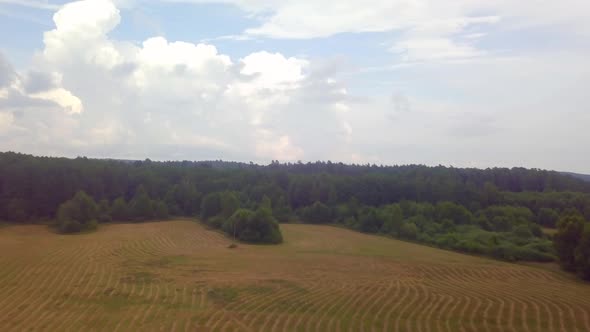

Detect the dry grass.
[
  {"left": 0, "top": 220, "right": 589, "bottom": 331},
  {"left": 542, "top": 227, "right": 558, "bottom": 236}
]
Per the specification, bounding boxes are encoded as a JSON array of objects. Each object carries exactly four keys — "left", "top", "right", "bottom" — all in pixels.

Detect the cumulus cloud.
[{"left": 0, "top": 0, "right": 354, "bottom": 162}]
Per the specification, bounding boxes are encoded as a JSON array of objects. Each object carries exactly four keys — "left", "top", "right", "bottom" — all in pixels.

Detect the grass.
[
  {"left": 542, "top": 227, "right": 558, "bottom": 235},
  {"left": 0, "top": 220, "right": 589, "bottom": 331}
]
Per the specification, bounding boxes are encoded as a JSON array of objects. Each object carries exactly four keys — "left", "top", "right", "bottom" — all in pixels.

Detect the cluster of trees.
[
  {"left": 297, "top": 200, "right": 554, "bottom": 261},
  {"left": 1, "top": 152, "right": 590, "bottom": 270},
  {"left": 199, "top": 192, "right": 283, "bottom": 243},
  {"left": 56, "top": 186, "right": 170, "bottom": 233}
]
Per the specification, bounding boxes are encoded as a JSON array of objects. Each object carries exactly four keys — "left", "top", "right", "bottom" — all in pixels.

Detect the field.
[{"left": 1, "top": 220, "right": 589, "bottom": 331}]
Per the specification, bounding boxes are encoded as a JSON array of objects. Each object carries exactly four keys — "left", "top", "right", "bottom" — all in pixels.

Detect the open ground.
[{"left": 1, "top": 220, "right": 589, "bottom": 331}]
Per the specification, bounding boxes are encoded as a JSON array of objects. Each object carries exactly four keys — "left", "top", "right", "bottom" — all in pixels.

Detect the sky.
[{"left": 0, "top": 0, "right": 589, "bottom": 172}]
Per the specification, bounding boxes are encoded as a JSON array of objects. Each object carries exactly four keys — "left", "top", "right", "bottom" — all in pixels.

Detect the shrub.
[
  {"left": 57, "top": 191, "right": 99, "bottom": 234},
  {"left": 399, "top": 221, "right": 418, "bottom": 240},
  {"left": 226, "top": 208, "right": 282, "bottom": 244}
]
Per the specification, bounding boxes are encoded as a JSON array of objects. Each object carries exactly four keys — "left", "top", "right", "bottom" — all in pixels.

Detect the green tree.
[
  {"left": 224, "top": 207, "right": 282, "bottom": 244},
  {"left": 435, "top": 201, "right": 473, "bottom": 225},
  {"left": 223, "top": 208, "right": 255, "bottom": 240},
  {"left": 358, "top": 208, "right": 382, "bottom": 233},
  {"left": 57, "top": 191, "right": 99, "bottom": 233},
  {"left": 379, "top": 204, "right": 403, "bottom": 235},
  {"left": 259, "top": 195, "right": 272, "bottom": 210},
  {"left": 513, "top": 224, "right": 533, "bottom": 239},
  {"left": 400, "top": 221, "right": 418, "bottom": 240},
  {"left": 537, "top": 208, "right": 559, "bottom": 227},
  {"left": 130, "top": 185, "right": 154, "bottom": 221},
  {"left": 220, "top": 192, "right": 240, "bottom": 218},
  {"left": 98, "top": 199, "right": 112, "bottom": 223},
  {"left": 301, "top": 201, "right": 331, "bottom": 224},
  {"left": 153, "top": 200, "right": 169, "bottom": 219},
  {"left": 554, "top": 215, "right": 585, "bottom": 271},
  {"left": 200, "top": 192, "right": 222, "bottom": 220},
  {"left": 272, "top": 195, "right": 292, "bottom": 222},
  {"left": 111, "top": 197, "right": 130, "bottom": 221},
  {"left": 574, "top": 223, "right": 590, "bottom": 280}
]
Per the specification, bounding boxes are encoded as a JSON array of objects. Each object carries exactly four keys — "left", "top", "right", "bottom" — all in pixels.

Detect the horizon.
[
  {"left": 1, "top": 0, "right": 589, "bottom": 172},
  {"left": 3, "top": 149, "right": 590, "bottom": 175}
]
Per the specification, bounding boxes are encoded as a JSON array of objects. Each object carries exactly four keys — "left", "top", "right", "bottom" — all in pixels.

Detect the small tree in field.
[{"left": 57, "top": 190, "right": 99, "bottom": 233}]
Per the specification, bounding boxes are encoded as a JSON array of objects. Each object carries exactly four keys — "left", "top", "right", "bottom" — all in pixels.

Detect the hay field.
[{"left": 0, "top": 220, "right": 589, "bottom": 331}]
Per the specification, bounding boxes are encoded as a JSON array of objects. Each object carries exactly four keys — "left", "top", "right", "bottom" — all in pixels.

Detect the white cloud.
[
  {"left": 0, "top": 0, "right": 354, "bottom": 162},
  {"left": 171, "top": 0, "right": 590, "bottom": 38},
  {"left": 170, "top": 0, "right": 589, "bottom": 65},
  {"left": 255, "top": 129, "right": 304, "bottom": 161},
  {"left": 391, "top": 38, "right": 483, "bottom": 62},
  {"left": 0, "top": 0, "right": 60, "bottom": 10},
  {"left": 29, "top": 88, "right": 83, "bottom": 114},
  {"left": 0, "top": 112, "right": 14, "bottom": 132}
]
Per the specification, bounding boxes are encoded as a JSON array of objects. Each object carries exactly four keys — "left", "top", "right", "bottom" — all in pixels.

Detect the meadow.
[{"left": 1, "top": 220, "right": 589, "bottom": 331}]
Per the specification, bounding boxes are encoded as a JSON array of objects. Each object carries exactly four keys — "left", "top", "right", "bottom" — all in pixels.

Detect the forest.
[{"left": 1, "top": 151, "right": 590, "bottom": 279}]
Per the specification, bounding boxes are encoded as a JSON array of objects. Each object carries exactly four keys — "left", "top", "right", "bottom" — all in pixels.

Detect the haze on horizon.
[{"left": 0, "top": 0, "right": 589, "bottom": 173}]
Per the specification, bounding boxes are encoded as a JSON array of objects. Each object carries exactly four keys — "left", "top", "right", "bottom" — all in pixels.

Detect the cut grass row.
[{"left": 0, "top": 220, "right": 589, "bottom": 331}]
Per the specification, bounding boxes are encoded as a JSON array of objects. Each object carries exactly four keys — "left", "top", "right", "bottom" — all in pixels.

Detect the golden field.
[{"left": 1, "top": 220, "right": 589, "bottom": 331}]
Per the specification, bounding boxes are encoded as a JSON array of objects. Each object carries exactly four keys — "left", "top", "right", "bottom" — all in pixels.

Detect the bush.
[
  {"left": 57, "top": 191, "right": 99, "bottom": 233},
  {"left": 226, "top": 208, "right": 282, "bottom": 244},
  {"left": 59, "top": 219, "right": 83, "bottom": 233},
  {"left": 357, "top": 208, "right": 382, "bottom": 233},
  {"left": 206, "top": 215, "right": 225, "bottom": 229},
  {"left": 399, "top": 221, "right": 418, "bottom": 240},
  {"left": 513, "top": 224, "right": 533, "bottom": 239}
]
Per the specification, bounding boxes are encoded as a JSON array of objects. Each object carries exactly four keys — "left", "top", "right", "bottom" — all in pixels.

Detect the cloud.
[
  {"left": 170, "top": 0, "right": 590, "bottom": 38},
  {"left": 2, "top": 0, "right": 590, "bottom": 172},
  {"left": 1, "top": 0, "right": 353, "bottom": 162},
  {"left": 0, "top": 53, "right": 16, "bottom": 88},
  {"left": 169, "top": 0, "right": 589, "bottom": 66},
  {"left": 0, "top": 0, "right": 60, "bottom": 10},
  {"left": 22, "top": 71, "right": 59, "bottom": 93},
  {"left": 391, "top": 38, "right": 484, "bottom": 62},
  {"left": 0, "top": 111, "right": 14, "bottom": 132}
]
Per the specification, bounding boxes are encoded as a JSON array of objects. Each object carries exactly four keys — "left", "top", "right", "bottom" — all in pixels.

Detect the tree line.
[{"left": 1, "top": 152, "right": 590, "bottom": 278}]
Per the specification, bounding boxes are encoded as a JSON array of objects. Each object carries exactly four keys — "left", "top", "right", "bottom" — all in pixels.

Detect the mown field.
[{"left": 1, "top": 220, "right": 589, "bottom": 331}]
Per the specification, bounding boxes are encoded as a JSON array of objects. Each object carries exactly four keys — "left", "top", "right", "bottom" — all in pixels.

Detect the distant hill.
[{"left": 563, "top": 172, "right": 590, "bottom": 183}]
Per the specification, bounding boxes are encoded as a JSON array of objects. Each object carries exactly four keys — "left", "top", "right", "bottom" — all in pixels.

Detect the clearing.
[{"left": 0, "top": 220, "right": 589, "bottom": 331}]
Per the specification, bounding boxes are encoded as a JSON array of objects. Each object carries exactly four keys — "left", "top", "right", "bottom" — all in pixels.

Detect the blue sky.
[{"left": 0, "top": 0, "right": 589, "bottom": 172}]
